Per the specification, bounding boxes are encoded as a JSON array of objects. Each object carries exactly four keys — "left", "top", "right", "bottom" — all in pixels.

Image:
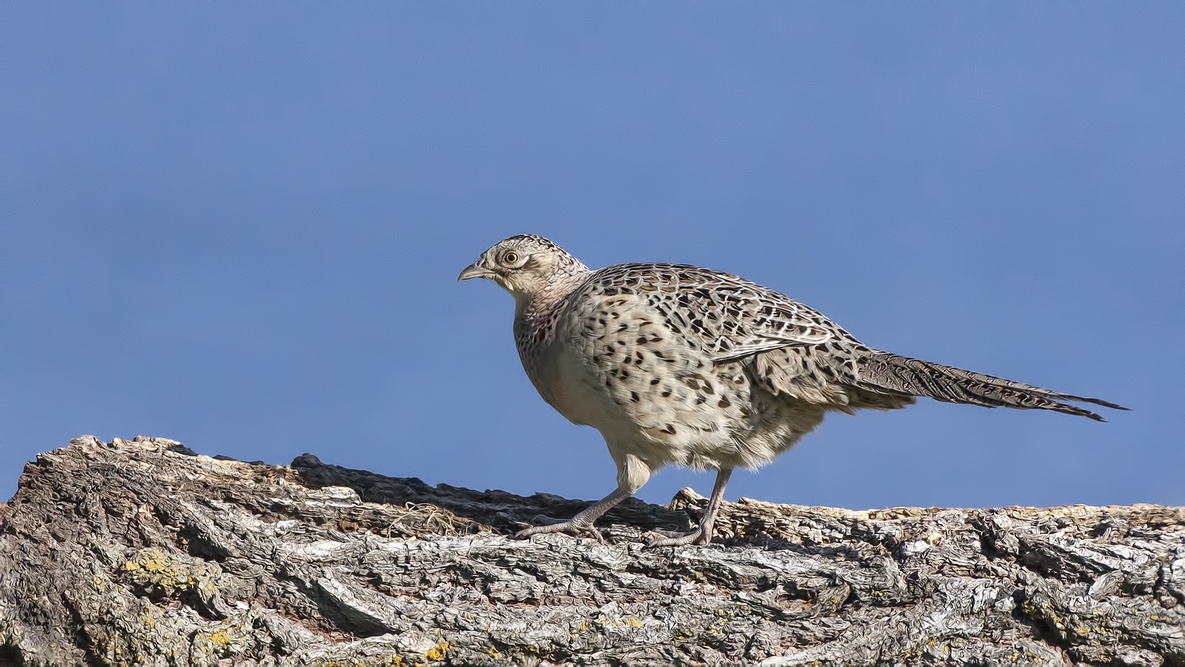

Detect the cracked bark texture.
[{"left": 0, "top": 437, "right": 1182, "bottom": 667}]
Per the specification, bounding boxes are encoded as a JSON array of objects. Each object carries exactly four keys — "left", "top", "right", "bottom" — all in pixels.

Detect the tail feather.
[{"left": 855, "top": 353, "right": 1128, "bottom": 422}]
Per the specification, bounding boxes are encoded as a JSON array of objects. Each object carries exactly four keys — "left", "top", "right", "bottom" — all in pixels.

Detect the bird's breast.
[{"left": 519, "top": 336, "right": 614, "bottom": 428}]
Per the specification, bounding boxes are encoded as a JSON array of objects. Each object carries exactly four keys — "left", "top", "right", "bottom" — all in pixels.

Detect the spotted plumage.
[{"left": 459, "top": 235, "right": 1126, "bottom": 546}]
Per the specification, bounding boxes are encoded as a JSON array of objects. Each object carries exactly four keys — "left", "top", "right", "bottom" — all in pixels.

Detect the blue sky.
[{"left": 2, "top": 3, "right": 1182, "bottom": 509}]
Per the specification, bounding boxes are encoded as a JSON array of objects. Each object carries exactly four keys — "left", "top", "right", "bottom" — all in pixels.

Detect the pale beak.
[{"left": 458, "top": 262, "right": 494, "bottom": 282}]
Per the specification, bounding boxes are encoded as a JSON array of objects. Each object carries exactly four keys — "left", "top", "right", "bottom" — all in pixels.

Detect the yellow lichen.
[
  {"left": 208, "top": 629, "right": 232, "bottom": 648},
  {"left": 123, "top": 547, "right": 220, "bottom": 605},
  {"left": 424, "top": 642, "right": 449, "bottom": 661}
]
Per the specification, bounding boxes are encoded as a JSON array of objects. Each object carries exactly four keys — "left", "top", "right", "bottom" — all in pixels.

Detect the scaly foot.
[
  {"left": 514, "top": 515, "right": 604, "bottom": 542},
  {"left": 645, "top": 525, "right": 712, "bottom": 548}
]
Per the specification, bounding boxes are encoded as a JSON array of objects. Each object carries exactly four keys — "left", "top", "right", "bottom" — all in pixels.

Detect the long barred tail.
[{"left": 855, "top": 353, "right": 1128, "bottom": 422}]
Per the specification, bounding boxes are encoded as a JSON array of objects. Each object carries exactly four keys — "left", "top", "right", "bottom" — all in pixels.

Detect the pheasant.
[{"left": 459, "top": 235, "right": 1125, "bottom": 547}]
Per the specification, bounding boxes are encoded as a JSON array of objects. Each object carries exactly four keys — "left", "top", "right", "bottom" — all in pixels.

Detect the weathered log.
[{"left": 0, "top": 436, "right": 1181, "bottom": 666}]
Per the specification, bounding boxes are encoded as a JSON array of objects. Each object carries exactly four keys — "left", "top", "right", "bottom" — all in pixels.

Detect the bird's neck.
[{"left": 513, "top": 268, "right": 590, "bottom": 347}]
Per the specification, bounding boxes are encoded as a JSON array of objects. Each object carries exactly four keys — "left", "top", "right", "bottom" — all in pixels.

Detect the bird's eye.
[{"left": 502, "top": 252, "right": 519, "bottom": 265}]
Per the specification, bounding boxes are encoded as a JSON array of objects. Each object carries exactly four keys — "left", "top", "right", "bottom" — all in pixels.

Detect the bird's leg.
[
  {"left": 647, "top": 467, "right": 733, "bottom": 548},
  {"left": 515, "top": 453, "right": 651, "bottom": 542},
  {"left": 514, "top": 486, "right": 632, "bottom": 541}
]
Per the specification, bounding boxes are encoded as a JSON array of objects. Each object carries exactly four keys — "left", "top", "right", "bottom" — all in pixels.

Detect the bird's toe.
[
  {"left": 514, "top": 518, "right": 603, "bottom": 542},
  {"left": 645, "top": 526, "right": 712, "bottom": 548}
]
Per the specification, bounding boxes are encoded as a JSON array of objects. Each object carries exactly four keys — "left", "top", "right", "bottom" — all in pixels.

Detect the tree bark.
[{"left": 0, "top": 436, "right": 1181, "bottom": 666}]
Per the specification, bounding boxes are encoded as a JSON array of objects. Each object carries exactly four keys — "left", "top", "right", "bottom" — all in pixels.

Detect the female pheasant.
[{"left": 459, "top": 235, "right": 1125, "bottom": 547}]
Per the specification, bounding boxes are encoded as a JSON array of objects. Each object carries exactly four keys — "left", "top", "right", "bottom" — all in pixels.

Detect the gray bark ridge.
[{"left": 0, "top": 436, "right": 1180, "bottom": 666}]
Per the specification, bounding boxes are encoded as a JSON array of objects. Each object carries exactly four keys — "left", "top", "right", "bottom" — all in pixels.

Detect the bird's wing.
[{"left": 578, "top": 263, "right": 834, "bottom": 363}]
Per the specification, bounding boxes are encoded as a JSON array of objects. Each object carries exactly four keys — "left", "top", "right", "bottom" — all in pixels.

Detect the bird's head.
[{"left": 459, "top": 235, "right": 590, "bottom": 301}]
